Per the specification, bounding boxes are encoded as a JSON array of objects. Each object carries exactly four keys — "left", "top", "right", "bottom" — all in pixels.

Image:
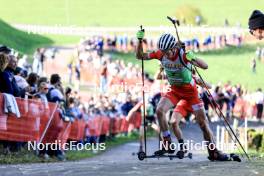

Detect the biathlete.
[{"left": 136, "top": 30, "right": 229, "bottom": 161}]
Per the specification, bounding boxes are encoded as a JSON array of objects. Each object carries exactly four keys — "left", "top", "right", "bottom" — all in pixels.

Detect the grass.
[
  {"left": 0, "top": 19, "right": 53, "bottom": 54},
  {"left": 0, "top": 18, "right": 81, "bottom": 55},
  {"left": 0, "top": 0, "right": 263, "bottom": 27},
  {"left": 109, "top": 43, "right": 264, "bottom": 91}
]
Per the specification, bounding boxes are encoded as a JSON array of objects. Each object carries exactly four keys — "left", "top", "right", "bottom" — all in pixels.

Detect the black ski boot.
[
  {"left": 208, "top": 147, "right": 230, "bottom": 161},
  {"left": 154, "top": 136, "right": 175, "bottom": 156}
]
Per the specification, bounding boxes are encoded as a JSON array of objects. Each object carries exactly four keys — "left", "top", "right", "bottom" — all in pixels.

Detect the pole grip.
[{"left": 167, "top": 16, "right": 176, "bottom": 24}]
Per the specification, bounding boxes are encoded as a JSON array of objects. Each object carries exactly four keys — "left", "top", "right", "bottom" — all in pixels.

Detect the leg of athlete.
[
  {"left": 154, "top": 97, "right": 175, "bottom": 155},
  {"left": 194, "top": 108, "right": 229, "bottom": 161},
  {"left": 171, "top": 111, "right": 188, "bottom": 159}
]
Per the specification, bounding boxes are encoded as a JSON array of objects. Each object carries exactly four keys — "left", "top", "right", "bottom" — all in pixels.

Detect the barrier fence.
[
  {"left": 0, "top": 94, "right": 142, "bottom": 148},
  {"left": 0, "top": 93, "right": 262, "bottom": 149}
]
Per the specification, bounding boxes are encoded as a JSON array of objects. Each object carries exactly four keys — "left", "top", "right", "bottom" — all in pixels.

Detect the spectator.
[
  {"left": 255, "top": 47, "right": 262, "bottom": 61},
  {"left": 65, "top": 87, "right": 72, "bottom": 107},
  {"left": 37, "top": 76, "right": 48, "bottom": 88},
  {"left": 74, "top": 60, "right": 82, "bottom": 91},
  {"left": 224, "top": 18, "right": 229, "bottom": 27},
  {"left": 248, "top": 10, "right": 264, "bottom": 40},
  {"left": 254, "top": 88, "right": 264, "bottom": 122},
  {"left": 195, "top": 15, "right": 202, "bottom": 26},
  {"left": 0, "top": 55, "right": 28, "bottom": 97},
  {"left": 32, "top": 48, "right": 45, "bottom": 76},
  {"left": 251, "top": 57, "right": 256, "bottom": 73},
  {"left": 100, "top": 61, "right": 108, "bottom": 93},
  {"left": 17, "top": 55, "right": 31, "bottom": 72},
  {"left": 65, "top": 97, "right": 82, "bottom": 121},
  {"left": 34, "top": 82, "right": 49, "bottom": 107},
  {"left": 27, "top": 72, "right": 39, "bottom": 97},
  {"left": 121, "top": 95, "right": 134, "bottom": 116},
  {"left": 0, "top": 53, "right": 9, "bottom": 72},
  {"left": 47, "top": 74, "right": 64, "bottom": 103},
  {"left": 14, "top": 67, "right": 29, "bottom": 90},
  {"left": 0, "top": 45, "right": 11, "bottom": 54}
]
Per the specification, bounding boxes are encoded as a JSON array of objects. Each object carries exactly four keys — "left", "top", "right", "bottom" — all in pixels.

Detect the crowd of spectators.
[{"left": 77, "top": 31, "right": 243, "bottom": 55}]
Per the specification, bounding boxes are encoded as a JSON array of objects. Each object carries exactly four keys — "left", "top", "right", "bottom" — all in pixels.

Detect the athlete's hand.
[
  {"left": 159, "top": 64, "right": 164, "bottom": 72},
  {"left": 136, "top": 30, "right": 145, "bottom": 40},
  {"left": 186, "top": 50, "right": 196, "bottom": 61}
]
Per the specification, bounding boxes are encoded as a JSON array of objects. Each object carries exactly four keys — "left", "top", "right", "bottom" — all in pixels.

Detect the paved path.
[{"left": 0, "top": 123, "right": 263, "bottom": 176}]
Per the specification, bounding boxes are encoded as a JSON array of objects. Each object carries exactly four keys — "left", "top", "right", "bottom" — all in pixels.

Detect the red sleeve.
[{"left": 148, "top": 50, "right": 163, "bottom": 60}]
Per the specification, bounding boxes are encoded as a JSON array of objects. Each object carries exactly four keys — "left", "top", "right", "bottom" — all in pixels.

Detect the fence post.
[
  {"left": 38, "top": 102, "right": 58, "bottom": 145},
  {"left": 245, "top": 116, "right": 248, "bottom": 153}
]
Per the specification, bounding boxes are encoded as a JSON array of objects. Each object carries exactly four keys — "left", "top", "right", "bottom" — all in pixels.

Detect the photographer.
[{"left": 248, "top": 10, "right": 264, "bottom": 40}]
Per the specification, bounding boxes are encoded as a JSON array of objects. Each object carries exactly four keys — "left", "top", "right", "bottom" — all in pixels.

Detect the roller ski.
[{"left": 207, "top": 147, "right": 241, "bottom": 162}]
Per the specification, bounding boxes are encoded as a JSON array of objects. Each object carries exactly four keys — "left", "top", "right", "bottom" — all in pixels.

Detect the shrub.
[{"left": 175, "top": 4, "right": 206, "bottom": 25}]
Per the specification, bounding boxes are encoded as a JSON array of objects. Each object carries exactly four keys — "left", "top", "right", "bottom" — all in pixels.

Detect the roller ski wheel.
[
  {"left": 187, "top": 152, "right": 193, "bottom": 159},
  {"left": 138, "top": 151, "right": 146, "bottom": 161},
  {"left": 176, "top": 150, "right": 184, "bottom": 159}
]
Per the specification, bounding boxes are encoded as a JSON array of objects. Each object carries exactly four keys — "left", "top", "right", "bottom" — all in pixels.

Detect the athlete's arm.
[
  {"left": 136, "top": 41, "right": 151, "bottom": 60},
  {"left": 192, "top": 58, "right": 208, "bottom": 70},
  {"left": 194, "top": 75, "right": 212, "bottom": 89},
  {"left": 185, "top": 51, "right": 208, "bottom": 69}
]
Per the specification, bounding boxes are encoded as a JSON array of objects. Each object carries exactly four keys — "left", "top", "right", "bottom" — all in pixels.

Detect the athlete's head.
[{"left": 157, "top": 33, "right": 177, "bottom": 58}]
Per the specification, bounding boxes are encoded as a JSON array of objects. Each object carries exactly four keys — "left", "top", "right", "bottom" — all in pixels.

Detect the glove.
[
  {"left": 186, "top": 50, "right": 196, "bottom": 61},
  {"left": 176, "top": 42, "right": 185, "bottom": 49},
  {"left": 136, "top": 30, "right": 145, "bottom": 40}
]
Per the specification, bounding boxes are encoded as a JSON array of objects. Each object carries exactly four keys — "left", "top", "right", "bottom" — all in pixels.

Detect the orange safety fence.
[
  {"left": 130, "top": 112, "right": 142, "bottom": 129},
  {"left": 0, "top": 94, "right": 143, "bottom": 144},
  {"left": 41, "top": 110, "right": 64, "bottom": 144},
  {"left": 0, "top": 95, "right": 43, "bottom": 142},
  {"left": 111, "top": 117, "right": 122, "bottom": 135},
  {"left": 100, "top": 116, "right": 110, "bottom": 135},
  {"left": 0, "top": 93, "right": 68, "bottom": 144},
  {"left": 0, "top": 94, "right": 7, "bottom": 131},
  {"left": 86, "top": 117, "right": 102, "bottom": 136},
  {"left": 120, "top": 116, "right": 129, "bottom": 132},
  {"left": 3, "top": 93, "right": 263, "bottom": 145},
  {"left": 68, "top": 119, "right": 86, "bottom": 141},
  {"left": 57, "top": 121, "right": 72, "bottom": 149}
]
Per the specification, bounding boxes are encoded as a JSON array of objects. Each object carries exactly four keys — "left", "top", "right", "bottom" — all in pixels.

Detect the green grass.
[
  {"left": 0, "top": 137, "right": 134, "bottom": 164},
  {"left": 0, "top": 0, "right": 263, "bottom": 27},
  {"left": 0, "top": 19, "right": 53, "bottom": 54},
  {"left": 109, "top": 43, "right": 264, "bottom": 91},
  {"left": 0, "top": 19, "right": 81, "bottom": 55},
  {"left": 0, "top": 19, "right": 80, "bottom": 54}
]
